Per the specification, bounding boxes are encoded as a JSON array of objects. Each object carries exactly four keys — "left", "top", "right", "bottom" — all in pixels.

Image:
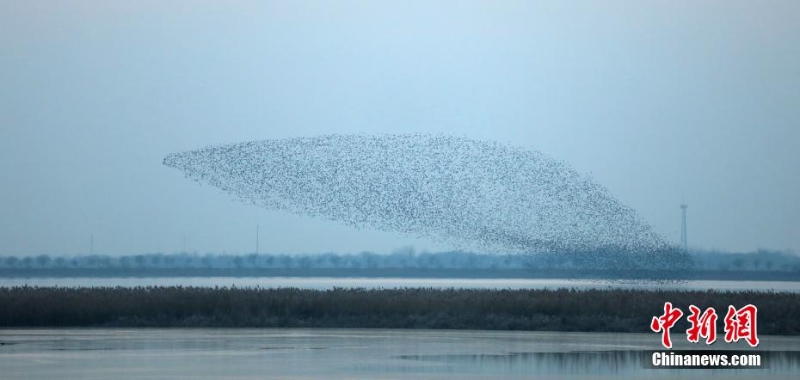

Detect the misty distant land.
[{"left": 2, "top": 248, "right": 799, "bottom": 281}]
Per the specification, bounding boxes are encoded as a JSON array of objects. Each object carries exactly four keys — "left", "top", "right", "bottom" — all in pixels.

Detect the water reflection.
[
  {"left": 1, "top": 329, "right": 799, "bottom": 379},
  {"left": 395, "top": 350, "right": 643, "bottom": 374},
  {"left": 393, "top": 350, "right": 800, "bottom": 376}
]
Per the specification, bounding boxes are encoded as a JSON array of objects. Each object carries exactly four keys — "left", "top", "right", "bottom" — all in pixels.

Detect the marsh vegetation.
[{"left": 1, "top": 287, "right": 797, "bottom": 334}]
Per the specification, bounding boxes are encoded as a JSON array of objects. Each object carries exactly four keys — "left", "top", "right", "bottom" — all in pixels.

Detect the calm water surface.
[
  {"left": 0, "top": 277, "right": 798, "bottom": 292},
  {"left": 0, "top": 329, "right": 798, "bottom": 379}
]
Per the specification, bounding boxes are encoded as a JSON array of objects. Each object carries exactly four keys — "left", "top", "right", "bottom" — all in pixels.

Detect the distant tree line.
[
  {"left": 522, "top": 247, "right": 800, "bottom": 272},
  {"left": 0, "top": 247, "right": 798, "bottom": 274},
  {"left": 689, "top": 248, "right": 800, "bottom": 272},
  {"left": 0, "top": 248, "right": 523, "bottom": 270}
]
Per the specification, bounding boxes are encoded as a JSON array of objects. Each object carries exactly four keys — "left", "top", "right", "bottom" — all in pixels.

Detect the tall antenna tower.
[{"left": 680, "top": 204, "right": 688, "bottom": 251}]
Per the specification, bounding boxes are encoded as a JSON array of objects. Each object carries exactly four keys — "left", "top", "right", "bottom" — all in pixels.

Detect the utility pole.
[{"left": 680, "top": 204, "right": 688, "bottom": 252}]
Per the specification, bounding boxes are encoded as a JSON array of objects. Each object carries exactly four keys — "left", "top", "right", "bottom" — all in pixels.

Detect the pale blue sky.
[{"left": 1, "top": 1, "right": 798, "bottom": 255}]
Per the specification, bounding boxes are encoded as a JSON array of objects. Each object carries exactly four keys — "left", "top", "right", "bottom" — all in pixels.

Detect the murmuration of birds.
[{"left": 164, "top": 134, "right": 692, "bottom": 278}]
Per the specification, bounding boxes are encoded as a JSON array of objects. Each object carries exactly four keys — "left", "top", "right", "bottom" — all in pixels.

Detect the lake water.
[
  {"left": 1, "top": 329, "right": 798, "bottom": 379},
  {"left": 0, "top": 277, "right": 799, "bottom": 292}
]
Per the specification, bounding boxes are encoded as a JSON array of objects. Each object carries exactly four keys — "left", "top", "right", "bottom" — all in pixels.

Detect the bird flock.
[{"left": 164, "top": 134, "right": 691, "bottom": 273}]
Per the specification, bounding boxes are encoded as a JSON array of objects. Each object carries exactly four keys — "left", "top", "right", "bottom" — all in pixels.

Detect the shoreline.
[
  {"left": 1, "top": 268, "right": 799, "bottom": 281},
  {"left": 1, "top": 277, "right": 799, "bottom": 293}
]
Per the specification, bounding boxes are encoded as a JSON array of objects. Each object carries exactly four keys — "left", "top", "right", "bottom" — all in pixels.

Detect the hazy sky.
[{"left": 1, "top": 1, "right": 798, "bottom": 256}]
